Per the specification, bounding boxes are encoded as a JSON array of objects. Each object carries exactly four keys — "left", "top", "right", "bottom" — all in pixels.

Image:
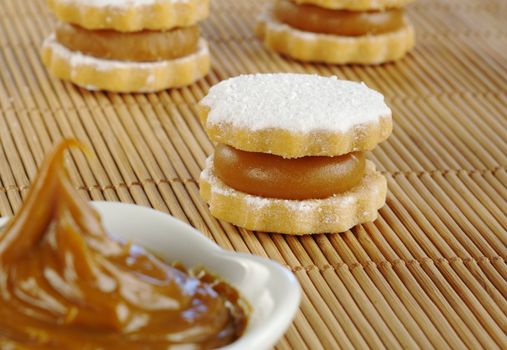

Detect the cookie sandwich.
[
  {"left": 199, "top": 74, "right": 392, "bottom": 235},
  {"left": 256, "top": 0, "right": 415, "bottom": 64},
  {"left": 42, "top": 0, "right": 210, "bottom": 92}
]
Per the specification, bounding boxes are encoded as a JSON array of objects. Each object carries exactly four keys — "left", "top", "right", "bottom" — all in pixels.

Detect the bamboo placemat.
[{"left": 1, "top": 0, "right": 506, "bottom": 348}]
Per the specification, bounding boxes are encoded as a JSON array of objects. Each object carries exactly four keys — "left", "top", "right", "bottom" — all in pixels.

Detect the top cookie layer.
[
  {"left": 200, "top": 74, "right": 392, "bottom": 158},
  {"left": 290, "top": 0, "right": 414, "bottom": 10},
  {"left": 47, "top": 0, "right": 209, "bottom": 32}
]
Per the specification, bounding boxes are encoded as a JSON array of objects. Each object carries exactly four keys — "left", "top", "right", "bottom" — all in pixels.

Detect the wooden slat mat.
[{"left": 1, "top": 0, "right": 506, "bottom": 348}]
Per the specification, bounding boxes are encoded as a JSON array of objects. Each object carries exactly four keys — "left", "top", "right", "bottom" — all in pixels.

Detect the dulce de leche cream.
[{"left": 0, "top": 140, "right": 247, "bottom": 349}]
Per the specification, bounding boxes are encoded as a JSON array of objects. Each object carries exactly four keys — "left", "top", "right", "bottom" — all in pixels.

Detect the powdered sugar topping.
[{"left": 201, "top": 74, "right": 391, "bottom": 133}]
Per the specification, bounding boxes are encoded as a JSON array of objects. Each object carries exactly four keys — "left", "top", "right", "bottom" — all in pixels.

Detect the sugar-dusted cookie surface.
[
  {"left": 47, "top": 0, "right": 209, "bottom": 32},
  {"left": 256, "top": 7, "right": 415, "bottom": 65},
  {"left": 42, "top": 35, "right": 210, "bottom": 92},
  {"left": 290, "top": 0, "right": 415, "bottom": 10},
  {"left": 200, "top": 74, "right": 392, "bottom": 158},
  {"left": 200, "top": 157, "right": 387, "bottom": 234}
]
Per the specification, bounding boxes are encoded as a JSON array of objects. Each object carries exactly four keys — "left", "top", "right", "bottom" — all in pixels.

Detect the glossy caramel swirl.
[
  {"left": 214, "top": 144, "right": 366, "bottom": 200},
  {"left": 274, "top": 0, "right": 404, "bottom": 36},
  {"left": 0, "top": 140, "right": 247, "bottom": 349},
  {"left": 55, "top": 21, "right": 199, "bottom": 62}
]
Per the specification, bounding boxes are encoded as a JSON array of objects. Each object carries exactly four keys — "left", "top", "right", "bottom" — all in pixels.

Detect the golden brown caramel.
[
  {"left": 55, "top": 21, "right": 199, "bottom": 62},
  {"left": 214, "top": 144, "right": 365, "bottom": 200},
  {"left": 0, "top": 140, "right": 247, "bottom": 349},
  {"left": 274, "top": 0, "right": 404, "bottom": 36}
]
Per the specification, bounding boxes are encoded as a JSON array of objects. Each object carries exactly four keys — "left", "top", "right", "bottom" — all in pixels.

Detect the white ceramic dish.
[{"left": 0, "top": 201, "right": 301, "bottom": 350}]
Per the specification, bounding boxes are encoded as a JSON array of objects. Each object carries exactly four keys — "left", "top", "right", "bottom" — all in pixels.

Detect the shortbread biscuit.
[
  {"left": 199, "top": 74, "right": 392, "bottom": 158},
  {"left": 256, "top": 7, "right": 415, "bottom": 65},
  {"left": 47, "top": 0, "right": 209, "bottom": 32},
  {"left": 41, "top": 34, "right": 210, "bottom": 92},
  {"left": 290, "top": 0, "right": 414, "bottom": 10},
  {"left": 200, "top": 157, "right": 387, "bottom": 234}
]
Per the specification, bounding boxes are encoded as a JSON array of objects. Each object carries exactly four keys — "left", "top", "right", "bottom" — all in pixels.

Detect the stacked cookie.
[
  {"left": 199, "top": 74, "right": 392, "bottom": 235},
  {"left": 257, "top": 0, "right": 415, "bottom": 64},
  {"left": 42, "top": 0, "right": 210, "bottom": 92}
]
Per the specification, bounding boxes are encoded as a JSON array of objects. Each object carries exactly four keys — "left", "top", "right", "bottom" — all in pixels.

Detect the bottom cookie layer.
[
  {"left": 200, "top": 156, "right": 387, "bottom": 234},
  {"left": 256, "top": 6, "right": 415, "bottom": 65},
  {"left": 41, "top": 34, "right": 210, "bottom": 92}
]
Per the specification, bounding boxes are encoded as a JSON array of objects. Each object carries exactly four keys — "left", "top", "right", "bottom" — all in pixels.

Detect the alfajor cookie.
[
  {"left": 42, "top": 0, "right": 210, "bottom": 92},
  {"left": 256, "top": 0, "right": 415, "bottom": 65},
  {"left": 199, "top": 74, "right": 392, "bottom": 235}
]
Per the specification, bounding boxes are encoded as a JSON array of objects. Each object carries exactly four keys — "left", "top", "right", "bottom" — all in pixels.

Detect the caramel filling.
[
  {"left": 55, "top": 21, "right": 199, "bottom": 62},
  {"left": 0, "top": 140, "right": 247, "bottom": 349},
  {"left": 273, "top": 0, "right": 405, "bottom": 36},
  {"left": 214, "top": 144, "right": 365, "bottom": 200}
]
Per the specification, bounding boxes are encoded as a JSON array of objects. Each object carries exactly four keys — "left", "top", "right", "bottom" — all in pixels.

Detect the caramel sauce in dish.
[
  {"left": 0, "top": 140, "right": 247, "bottom": 349},
  {"left": 55, "top": 22, "right": 200, "bottom": 62},
  {"left": 274, "top": 0, "right": 404, "bottom": 36},
  {"left": 214, "top": 143, "right": 366, "bottom": 200}
]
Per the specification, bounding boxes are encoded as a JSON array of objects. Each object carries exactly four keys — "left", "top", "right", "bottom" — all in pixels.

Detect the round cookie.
[
  {"left": 199, "top": 74, "right": 392, "bottom": 159},
  {"left": 199, "top": 73, "right": 392, "bottom": 234},
  {"left": 256, "top": 7, "right": 415, "bottom": 65},
  {"left": 289, "top": 0, "right": 415, "bottom": 10},
  {"left": 42, "top": 35, "right": 210, "bottom": 92},
  {"left": 47, "top": 0, "right": 210, "bottom": 32}
]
